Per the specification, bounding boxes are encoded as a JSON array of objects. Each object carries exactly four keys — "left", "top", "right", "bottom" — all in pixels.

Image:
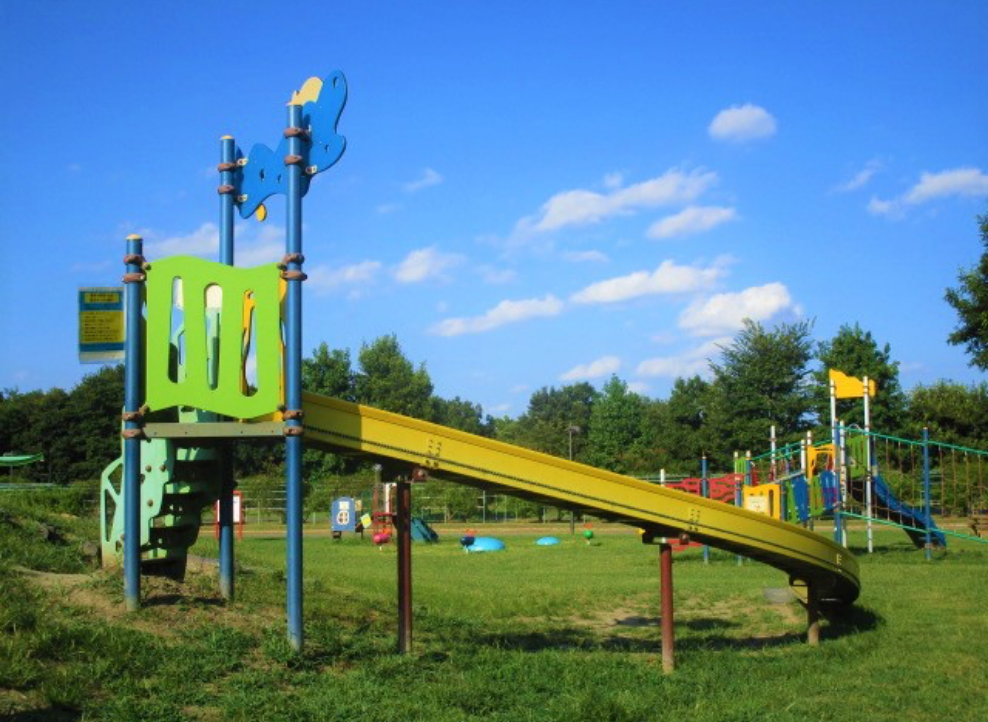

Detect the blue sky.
[{"left": 1, "top": 2, "right": 986, "bottom": 417}]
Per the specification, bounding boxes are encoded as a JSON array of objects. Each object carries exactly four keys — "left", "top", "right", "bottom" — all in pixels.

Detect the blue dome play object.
[
  {"left": 536, "top": 536, "right": 560, "bottom": 546},
  {"left": 465, "top": 536, "right": 505, "bottom": 553}
]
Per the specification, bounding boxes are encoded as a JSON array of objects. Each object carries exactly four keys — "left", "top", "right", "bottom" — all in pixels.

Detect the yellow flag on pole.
[{"left": 829, "top": 369, "right": 876, "bottom": 399}]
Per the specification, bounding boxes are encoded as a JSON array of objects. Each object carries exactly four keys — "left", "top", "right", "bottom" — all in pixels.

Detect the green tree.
[
  {"left": 354, "top": 335, "right": 434, "bottom": 419},
  {"left": 64, "top": 365, "right": 125, "bottom": 481},
  {"left": 643, "top": 376, "right": 715, "bottom": 474},
  {"left": 814, "top": 324, "right": 907, "bottom": 434},
  {"left": 708, "top": 319, "right": 815, "bottom": 463},
  {"left": 907, "top": 381, "right": 988, "bottom": 448},
  {"left": 945, "top": 210, "right": 988, "bottom": 371},
  {"left": 508, "top": 383, "right": 597, "bottom": 459},
  {"left": 1, "top": 387, "right": 71, "bottom": 483},
  {"left": 586, "top": 376, "right": 649, "bottom": 474},
  {"left": 432, "top": 396, "right": 492, "bottom": 436},
  {"left": 303, "top": 343, "right": 355, "bottom": 400}
]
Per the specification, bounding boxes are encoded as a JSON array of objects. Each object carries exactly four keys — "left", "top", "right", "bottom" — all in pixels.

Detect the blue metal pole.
[
  {"left": 285, "top": 104, "right": 305, "bottom": 650},
  {"left": 123, "top": 234, "right": 145, "bottom": 612},
  {"left": 218, "top": 136, "right": 236, "bottom": 601},
  {"left": 701, "top": 455, "right": 709, "bottom": 564},
  {"left": 923, "top": 427, "right": 932, "bottom": 561}
]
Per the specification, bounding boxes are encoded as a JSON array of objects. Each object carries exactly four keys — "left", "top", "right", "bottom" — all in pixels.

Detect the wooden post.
[
  {"left": 660, "top": 542, "right": 675, "bottom": 673},
  {"left": 806, "top": 580, "right": 820, "bottom": 646}
]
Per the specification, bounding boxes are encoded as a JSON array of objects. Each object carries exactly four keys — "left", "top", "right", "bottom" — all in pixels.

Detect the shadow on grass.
[
  {"left": 846, "top": 543, "right": 921, "bottom": 555},
  {"left": 143, "top": 593, "right": 225, "bottom": 608},
  {"left": 820, "top": 603, "right": 881, "bottom": 640},
  {"left": 470, "top": 605, "right": 881, "bottom": 654},
  {"left": 3, "top": 707, "right": 80, "bottom": 722}
]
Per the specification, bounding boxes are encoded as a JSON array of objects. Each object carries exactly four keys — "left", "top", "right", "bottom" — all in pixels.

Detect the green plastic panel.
[
  {"left": 100, "top": 436, "right": 220, "bottom": 572},
  {"left": 145, "top": 256, "right": 283, "bottom": 419}
]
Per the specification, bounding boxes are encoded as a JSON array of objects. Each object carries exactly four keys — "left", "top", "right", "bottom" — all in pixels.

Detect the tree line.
[
  {"left": 3, "top": 209, "right": 986, "bottom": 485},
  {"left": 2, "top": 323, "right": 987, "bottom": 486}
]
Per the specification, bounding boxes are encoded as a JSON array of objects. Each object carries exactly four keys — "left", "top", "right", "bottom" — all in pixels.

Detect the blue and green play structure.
[
  {"left": 109, "top": 71, "right": 871, "bottom": 667},
  {"left": 102, "top": 72, "right": 347, "bottom": 649}
]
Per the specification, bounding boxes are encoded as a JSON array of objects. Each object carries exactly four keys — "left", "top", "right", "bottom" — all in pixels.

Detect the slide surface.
[
  {"left": 302, "top": 392, "right": 860, "bottom": 604},
  {"left": 849, "top": 474, "right": 947, "bottom": 548}
]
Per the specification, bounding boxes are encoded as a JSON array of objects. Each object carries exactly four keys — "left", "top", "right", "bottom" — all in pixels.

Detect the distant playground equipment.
[
  {"left": 1, "top": 452, "right": 44, "bottom": 471},
  {"left": 369, "top": 482, "right": 438, "bottom": 543},
  {"left": 656, "top": 369, "right": 985, "bottom": 559},
  {"left": 331, "top": 496, "right": 365, "bottom": 540},
  {"left": 464, "top": 537, "right": 505, "bottom": 553},
  {"left": 107, "top": 71, "right": 874, "bottom": 672},
  {"left": 213, "top": 490, "right": 244, "bottom": 542},
  {"left": 1, "top": 452, "right": 44, "bottom": 482}
]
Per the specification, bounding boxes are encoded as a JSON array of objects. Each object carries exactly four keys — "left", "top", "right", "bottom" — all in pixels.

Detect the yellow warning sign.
[{"left": 79, "top": 287, "right": 124, "bottom": 363}]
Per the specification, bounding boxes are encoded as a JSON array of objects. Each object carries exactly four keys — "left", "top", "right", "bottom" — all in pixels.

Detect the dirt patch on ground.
[
  {"left": 561, "top": 594, "right": 806, "bottom": 647},
  {"left": 16, "top": 565, "right": 279, "bottom": 639}
]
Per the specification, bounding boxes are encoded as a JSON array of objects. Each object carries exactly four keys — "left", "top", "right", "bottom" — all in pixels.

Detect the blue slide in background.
[
  {"left": 849, "top": 474, "right": 947, "bottom": 548},
  {"left": 410, "top": 517, "right": 439, "bottom": 543}
]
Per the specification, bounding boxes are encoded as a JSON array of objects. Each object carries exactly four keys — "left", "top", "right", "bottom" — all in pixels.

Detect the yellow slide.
[{"left": 302, "top": 392, "right": 860, "bottom": 604}]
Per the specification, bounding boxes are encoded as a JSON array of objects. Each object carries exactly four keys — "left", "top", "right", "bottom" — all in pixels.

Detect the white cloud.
[
  {"left": 603, "top": 172, "right": 624, "bottom": 189},
  {"left": 377, "top": 203, "right": 402, "bottom": 214},
  {"left": 308, "top": 261, "right": 382, "bottom": 295},
  {"left": 571, "top": 259, "right": 726, "bottom": 305},
  {"left": 403, "top": 168, "right": 443, "bottom": 192},
  {"left": 521, "top": 168, "right": 718, "bottom": 233},
  {"left": 904, "top": 167, "right": 988, "bottom": 204},
  {"left": 236, "top": 225, "right": 286, "bottom": 266},
  {"left": 70, "top": 259, "right": 113, "bottom": 273},
  {"left": 431, "top": 294, "right": 564, "bottom": 336},
  {"left": 627, "top": 381, "right": 651, "bottom": 395},
  {"left": 636, "top": 338, "right": 729, "bottom": 378},
  {"left": 478, "top": 266, "right": 517, "bottom": 284},
  {"left": 679, "top": 283, "right": 794, "bottom": 337},
  {"left": 708, "top": 103, "right": 777, "bottom": 142},
  {"left": 563, "top": 250, "right": 609, "bottom": 263},
  {"left": 869, "top": 167, "right": 988, "bottom": 217},
  {"left": 394, "top": 246, "right": 464, "bottom": 283},
  {"left": 560, "top": 355, "right": 621, "bottom": 381},
  {"left": 832, "top": 159, "right": 882, "bottom": 193},
  {"left": 867, "top": 196, "right": 898, "bottom": 217},
  {"left": 647, "top": 205, "right": 737, "bottom": 239},
  {"left": 142, "top": 222, "right": 285, "bottom": 267},
  {"left": 146, "top": 222, "right": 219, "bottom": 258}
]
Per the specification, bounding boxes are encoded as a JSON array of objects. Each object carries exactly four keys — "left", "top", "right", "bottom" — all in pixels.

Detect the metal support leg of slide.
[
  {"left": 396, "top": 478, "right": 413, "bottom": 654},
  {"left": 660, "top": 543, "right": 675, "bottom": 673}
]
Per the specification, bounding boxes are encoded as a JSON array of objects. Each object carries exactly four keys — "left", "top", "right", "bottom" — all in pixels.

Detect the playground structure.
[
  {"left": 651, "top": 369, "right": 987, "bottom": 559},
  {"left": 366, "top": 482, "right": 439, "bottom": 543},
  {"left": 101, "top": 70, "right": 861, "bottom": 671}
]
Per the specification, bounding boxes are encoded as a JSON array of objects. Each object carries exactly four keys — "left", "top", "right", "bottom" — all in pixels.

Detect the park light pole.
[{"left": 568, "top": 425, "right": 581, "bottom": 534}]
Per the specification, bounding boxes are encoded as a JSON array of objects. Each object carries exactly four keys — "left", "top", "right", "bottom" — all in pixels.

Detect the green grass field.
[{"left": 2, "top": 495, "right": 987, "bottom": 722}]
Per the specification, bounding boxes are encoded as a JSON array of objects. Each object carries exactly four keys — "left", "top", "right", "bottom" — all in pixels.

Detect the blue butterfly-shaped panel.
[{"left": 236, "top": 71, "right": 348, "bottom": 219}]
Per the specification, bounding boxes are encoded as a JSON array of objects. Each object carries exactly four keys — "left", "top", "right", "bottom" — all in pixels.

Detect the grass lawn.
[{"left": 2, "top": 496, "right": 987, "bottom": 722}]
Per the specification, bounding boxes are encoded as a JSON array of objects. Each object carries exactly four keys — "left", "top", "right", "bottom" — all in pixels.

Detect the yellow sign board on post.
[
  {"left": 78, "top": 287, "right": 125, "bottom": 363},
  {"left": 829, "top": 369, "right": 876, "bottom": 399}
]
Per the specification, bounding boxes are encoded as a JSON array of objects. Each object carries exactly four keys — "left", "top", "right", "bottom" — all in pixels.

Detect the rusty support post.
[
  {"left": 806, "top": 580, "right": 820, "bottom": 646},
  {"left": 396, "top": 478, "right": 413, "bottom": 654},
  {"left": 659, "top": 542, "right": 675, "bottom": 673}
]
